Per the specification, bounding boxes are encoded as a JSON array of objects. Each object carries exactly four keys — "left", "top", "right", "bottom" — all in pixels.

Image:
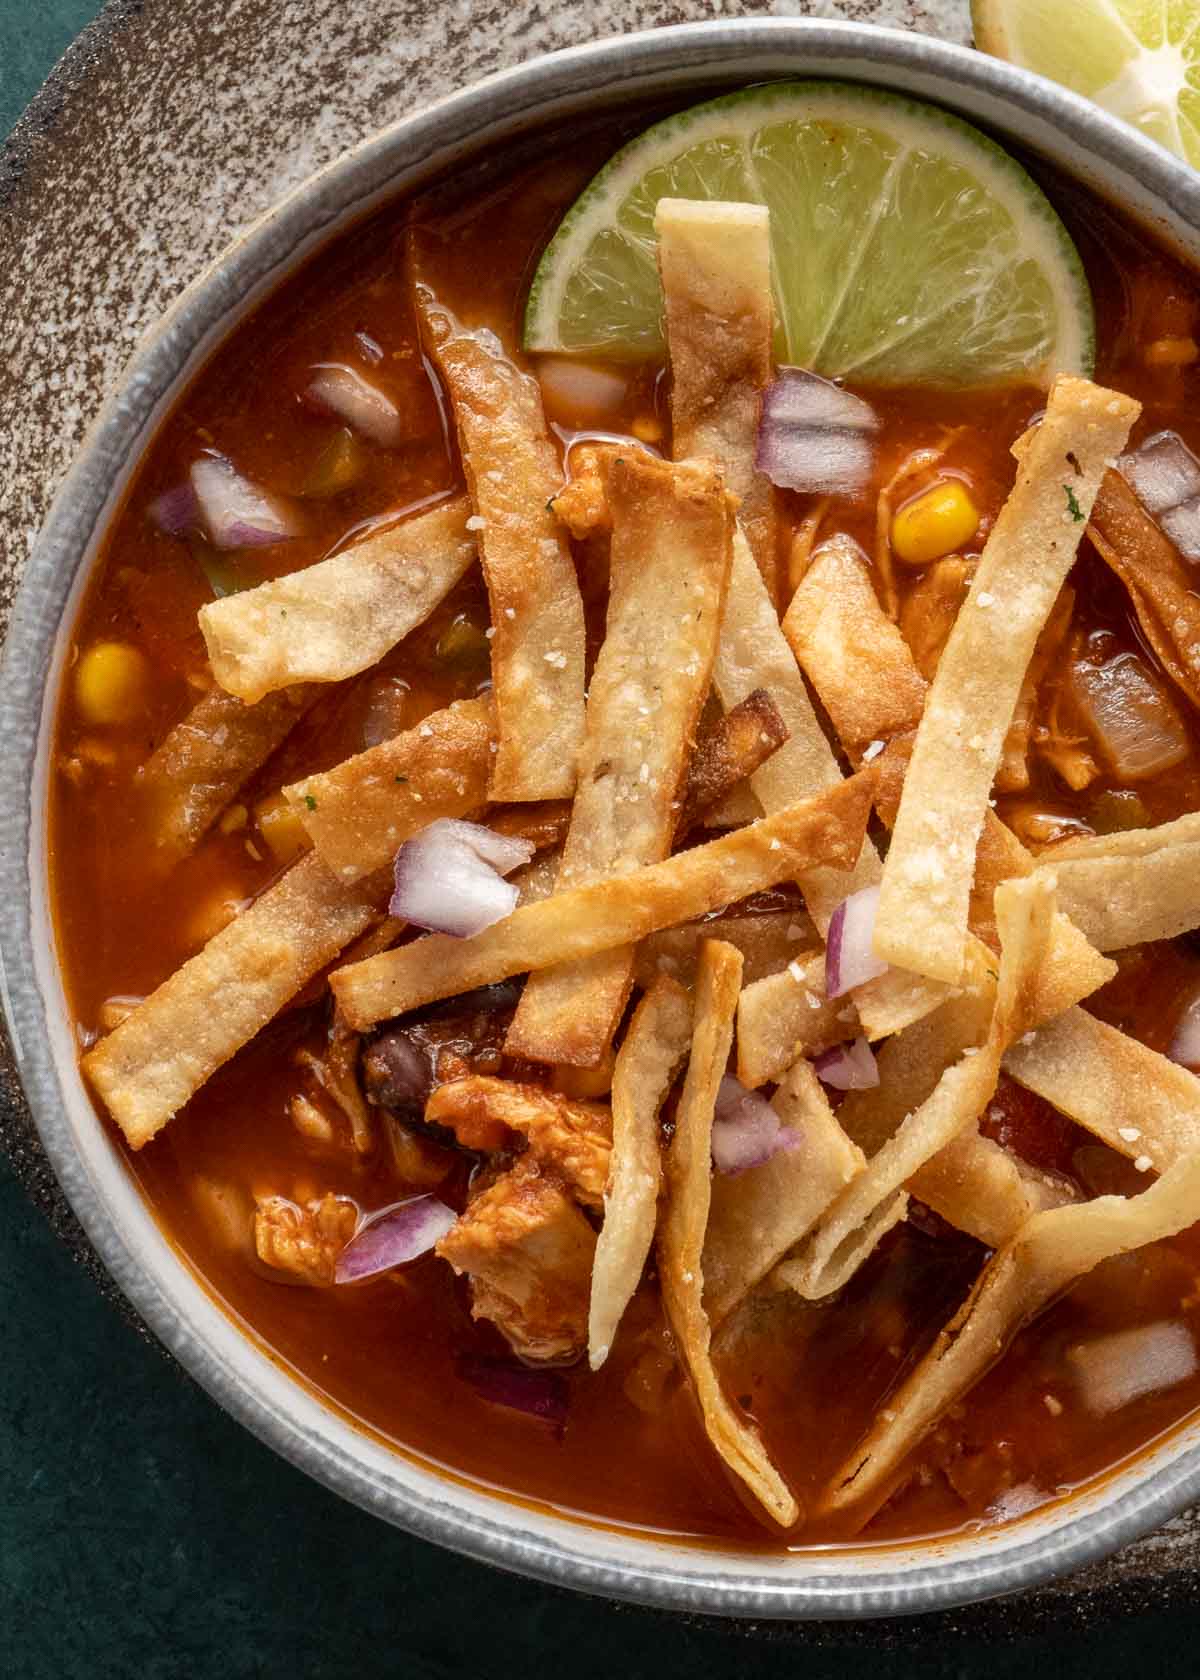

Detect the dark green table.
[{"left": 4, "top": 7, "right": 1200, "bottom": 1673}]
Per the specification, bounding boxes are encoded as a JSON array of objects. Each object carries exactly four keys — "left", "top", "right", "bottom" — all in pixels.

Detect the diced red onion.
[
  {"left": 1067, "top": 1322, "right": 1197, "bottom": 1416},
  {"left": 190, "top": 455, "right": 298, "bottom": 550},
  {"left": 755, "top": 367, "right": 878, "bottom": 496},
  {"left": 458, "top": 1354, "right": 570, "bottom": 1425},
  {"left": 1068, "top": 652, "right": 1189, "bottom": 781},
  {"left": 825, "top": 885, "right": 889, "bottom": 998},
  {"left": 1169, "top": 989, "right": 1200, "bottom": 1070},
  {"left": 1119, "top": 431, "right": 1200, "bottom": 561},
  {"left": 710, "top": 1075, "right": 798, "bottom": 1175},
  {"left": 334, "top": 1194, "right": 456, "bottom": 1283},
  {"left": 148, "top": 482, "right": 197, "bottom": 536},
  {"left": 813, "top": 1037, "right": 880, "bottom": 1092},
  {"left": 390, "top": 818, "right": 535, "bottom": 937},
  {"left": 305, "top": 364, "right": 403, "bottom": 449}
]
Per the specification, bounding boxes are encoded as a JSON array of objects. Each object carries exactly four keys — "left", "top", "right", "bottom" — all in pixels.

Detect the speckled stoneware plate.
[{"left": 6, "top": 7, "right": 1200, "bottom": 1620}]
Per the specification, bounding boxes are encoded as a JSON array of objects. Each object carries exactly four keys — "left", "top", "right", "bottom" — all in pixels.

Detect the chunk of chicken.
[
  {"left": 437, "top": 1158, "right": 596, "bottom": 1361},
  {"left": 425, "top": 1075, "right": 612, "bottom": 1207},
  {"left": 549, "top": 443, "right": 618, "bottom": 540},
  {"left": 254, "top": 1192, "right": 357, "bottom": 1285}
]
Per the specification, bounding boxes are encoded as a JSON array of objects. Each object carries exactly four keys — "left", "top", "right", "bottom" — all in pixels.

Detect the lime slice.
[
  {"left": 974, "top": 0, "right": 1200, "bottom": 169},
  {"left": 524, "top": 82, "right": 1093, "bottom": 386}
]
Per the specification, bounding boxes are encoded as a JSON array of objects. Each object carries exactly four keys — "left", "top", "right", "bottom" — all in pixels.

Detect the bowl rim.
[{"left": 6, "top": 15, "right": 1200, "bottom": 1621}]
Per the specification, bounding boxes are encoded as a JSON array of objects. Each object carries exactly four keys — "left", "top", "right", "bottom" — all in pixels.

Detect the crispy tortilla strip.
[
  {"left": 675, "top": 689, "right": 789, "bottom": 836},
  {"left": 506, "top": 454, "right": 733, "bottom": 1065},
  {"left": 285, "top": 696, "right": 494, "bottom": 882},
  {"left": 415, "top": 283, "right": 586, "bottom": 800},
  {"left": 1089, "top": 467, "right": 1200, "bottom": 710},
  {"left": 141, "top": 682, "right": 321, "bottom": 859},
  {"left": 782, "top": 534, "right": 927, "bottom": 762},
  {"left": 1006, "top": 1005, "right": 1200, "bottom": 1173},
  {"left": 199, "top": 496, "right": 477, "bottom": 704},
  {"left": 736, "top": 953, "right": 857, "bottom": 1089},
  {"left": 331, "top": 775, "right": 873, "bottom": 1032},
  {"left": 656, "top": 198, "right": 778, "bottom": 601},
  {"left": 875, "top": 377, "right": 1140, "bottom": 984},
  {"left": 489, "top": 800, "right": 572, "bottom": 852},
  {"left": 1033, "top": 812, "right": 1200, "bottom": 949},
  {"left": 704, "top": 1058, "right": 864, "bottom": 1327},
  {"left": 635, "top": 910, "right": 816, "bottom": 993},
  {"left": 837, "top": 916, "right": 1112, "bottom": 1246},
  {"left": 83, "top": 852, "right": 388, "bottom": 1149},
  {"left": 824, "top": 1148, "right": 1200, "bottom": 1520},
  {"left": 589, "top": 978, "right": 692, "bottom": 1369},
  {"left": 659, "top": 940, "right": 799, "bottom": 1527},
  {"left": 783, "top": 876, "right": 1058, "bottom": 1300}
]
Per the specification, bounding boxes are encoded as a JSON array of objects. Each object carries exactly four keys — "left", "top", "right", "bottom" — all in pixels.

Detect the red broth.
[{"left": 49, "top": 121, "right": 1200, "bottom": 1547}]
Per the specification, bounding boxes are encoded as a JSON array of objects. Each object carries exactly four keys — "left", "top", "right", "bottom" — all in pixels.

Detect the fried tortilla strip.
[
  {"left": 824, "top": 1149, "right": 1200, "bottom": 1521},
  {"left": 704, "top": 1058, "right": 864, "bottom": 1328},
  {"left": 674, "top": 689, "right": 789, "bottom": 836},
  {"left": 783, "top": 875, "right": 1059, "bottom": 1300},
  {"left": 199, "top": 496, "right": 477, "bottom": 704},
  {"left": 1032, "top": 812, "right": 1200, "bottom": 950},
  {"left": 331, "top": 775, "right": 873, "bottom": 1032},
  {"left": 635, "top": 910, "right": 815, "bottom": 993},
  {"left": 655, "top": 198, "right": 778, "bottom": 600},
  {"left": 833, "top": 912, "right": 1113, "bottom": 1247},
  {"left": 875, "top": 377, "right": 1140, "bottom": 984},
  {"left": 1089, "top": 467, "right": 1200, "bottom": 710},
  {"left": 1006, "top": 1006, "right": 1200, "bottom": 1174},
  {"left": 84, "top": 852, "right": 388, "bottom": 1149},
  {"left": 589, "top": 978, "right": 693, "bottom": 1370},
  {"left": 415, "top": 283, "right": 586, "bottom": 800},
  {"left": 141, "top": 682, "right": 322, "bottom": 859},
  {"left": 284, "top": 696, "right": 494, "bottom": 882},
  {"left": 782, "top": 534, "right": 927, "bottom": 762},
  {"left": 736, "top": 952, "right": 856, "bottom": 1089},
  {"left": 659, "top": 940, "right": 799, "bottom": 1527},
  {"left": 506, "top": 453, "right": 733, "bottom": 1065}
]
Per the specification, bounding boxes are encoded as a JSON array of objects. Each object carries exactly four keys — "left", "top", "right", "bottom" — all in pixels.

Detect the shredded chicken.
[
  {"left": 426, "top": 1075, "right": 612, "bottom": 1207},
  {"left": 997, "top": 588, "right": 1077, "bottom": 791},
  {"left": 294, "top": 1011, "right": 374, "bottom": 1153},
  {"left": 550, "top": 443, "right": 620, "bottom": 540},
  {"left": 898, "top": 555, "right": 976, "bottom": 682},
  {"left": 437, "top": 1157, "right": 596, "bottom": 1360},
  {"left": 254, "top": 1192, "right": 358, "bottom": 1285}
]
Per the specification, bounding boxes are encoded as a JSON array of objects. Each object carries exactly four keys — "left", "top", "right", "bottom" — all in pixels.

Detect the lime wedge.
[
  {"left": 974, "top": 0, "right": 1200, "bottom": 169},
  {"left": 524, "top": 82, "right": 1093, "bottom": 386}
]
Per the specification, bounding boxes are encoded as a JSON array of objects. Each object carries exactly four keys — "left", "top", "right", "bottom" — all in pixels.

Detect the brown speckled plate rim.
[{"left": 6, "top": 17, "right": 1200, "bottom": 1621}]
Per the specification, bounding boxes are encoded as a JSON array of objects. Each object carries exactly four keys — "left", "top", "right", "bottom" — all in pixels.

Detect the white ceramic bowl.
[{"left": 5, "top": 17, "right": 1200, "bottom": 1619}]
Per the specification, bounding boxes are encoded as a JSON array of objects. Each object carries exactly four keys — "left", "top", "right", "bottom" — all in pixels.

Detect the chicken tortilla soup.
[{"left": 51, "top": 83, "right": 1200, "bottom": 1546}]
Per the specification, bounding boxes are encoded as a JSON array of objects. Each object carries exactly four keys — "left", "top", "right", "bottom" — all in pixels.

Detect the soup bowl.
[{"left": 5, "top": 15, "right": 1200, "bottom": 1620}]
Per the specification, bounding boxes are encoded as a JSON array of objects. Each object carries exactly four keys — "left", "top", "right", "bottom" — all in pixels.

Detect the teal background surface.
[{"left": 4, "top": 6, "right": 1200, "bottom": 1674}]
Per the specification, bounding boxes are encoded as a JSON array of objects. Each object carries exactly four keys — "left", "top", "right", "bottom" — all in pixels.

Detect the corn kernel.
[
  {"left": 255, "top": 791, "right": 312, "bottom": 865},
  {"left": 74, "top": 641, "right": 149, "bottom": 726},
  {"left": 632, "top": 414, "right": 664, "bottom": 443},
  {"left": 218, "top": 802, "right": 249, "bottom": 835},
  {"left": 891, "top": 479, "right": 980, "bottom": 566}
]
